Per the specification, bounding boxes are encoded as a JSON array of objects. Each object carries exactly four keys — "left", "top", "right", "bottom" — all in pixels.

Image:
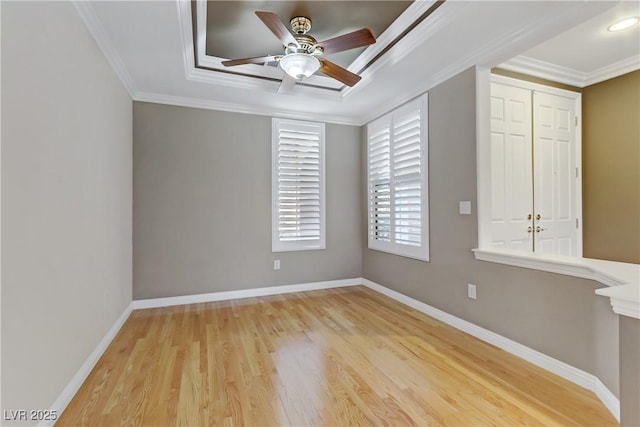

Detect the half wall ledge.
[{"left": 472, "top": 248, "right": 640, "bottom": 319}]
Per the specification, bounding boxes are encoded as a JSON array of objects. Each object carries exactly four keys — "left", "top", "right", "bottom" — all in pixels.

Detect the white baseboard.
[
  {"left": 361, "top": 278, "right": 620, "bottom": 422},
  {"left": 131, "top": 278, "right": 361, "bottom": 310},
  {"left": 41, "top": 303, "right": 133, "bottom": 427},
  {"left": 47, "top": 278, "right": 619, "bottom": 424},
  {"left": 593, "top": 377, "right": 621, "bottom": 422}
]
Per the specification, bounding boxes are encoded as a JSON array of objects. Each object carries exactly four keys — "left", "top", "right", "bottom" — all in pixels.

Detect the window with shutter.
[
  {"left": 367, "top": 95, "right": 429, "bottom": 261},
  {"left": 272, "top": 118, "right": 326, "bottom": 252}
]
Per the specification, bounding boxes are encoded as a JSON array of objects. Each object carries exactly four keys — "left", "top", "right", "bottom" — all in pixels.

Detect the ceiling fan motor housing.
[
  {"left": 285, "top": 17, "right": 323, "bottom": 56},
  {"left": 286, "top": 34, "right": 320, "bottom": 55},
  {"left": 290, "top": 16, "right": 311, "bottom": 34}
]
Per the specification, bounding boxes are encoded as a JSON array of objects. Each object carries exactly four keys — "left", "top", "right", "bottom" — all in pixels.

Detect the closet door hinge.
[
  {"left": 576, "top": 218, "right": 579, "bottom": 228},
  {"left": 576, "top": 167, "right": 579, "bottom": 178},
  {"left": 575, "top": 116, "right": 579, "bottom": 127}
]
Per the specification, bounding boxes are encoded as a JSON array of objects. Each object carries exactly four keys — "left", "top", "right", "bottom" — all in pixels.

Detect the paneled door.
[
  {"left": 489, "top": 78, "right": 580, "bottom": 256},
  {"left": 533, "top": 91, "right": 578, "bottom": 256},
  {"left": 489, "top": 82, "right": 533, "bottom": 250}
]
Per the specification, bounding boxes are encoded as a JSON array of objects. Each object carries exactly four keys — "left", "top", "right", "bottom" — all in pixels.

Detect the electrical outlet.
[
  {"left": 468, "top": 283, "right": 477, "bottom": 300},
  {"left": 459, "top": 201, "right": 472, "bottom": 215},
  {"left": 274, "top": 260, "right": 280, "bottom": 270}
]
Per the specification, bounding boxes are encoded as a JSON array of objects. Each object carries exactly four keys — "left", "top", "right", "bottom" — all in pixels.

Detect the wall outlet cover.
[
  {"left": 468, "top": 283, "right": 477, "bottom": 299},
  {"left": 459, "top": 201, "right": 472, "bottom": 215}
]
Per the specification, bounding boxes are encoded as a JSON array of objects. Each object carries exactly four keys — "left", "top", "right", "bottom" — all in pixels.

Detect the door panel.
[
  {"left": 533, "top": 91, "right": 577, "bottom": 256},
  {"left": 489, "top": 83, "right": 533, "bottom": 250}
]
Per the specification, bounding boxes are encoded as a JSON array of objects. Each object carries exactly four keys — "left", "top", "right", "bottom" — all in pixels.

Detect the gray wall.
[
  {"left": 620, "top": 316, "right": 640, "bottom": 427},
  {"left": 362, "top": 67, "right": 620, "bottom": 397},
  {"left": 1, "top": 1, "right": 132, "bottom": 421},
  {"left": 133, "top": 102, "right": 362, "bottom": 299}
]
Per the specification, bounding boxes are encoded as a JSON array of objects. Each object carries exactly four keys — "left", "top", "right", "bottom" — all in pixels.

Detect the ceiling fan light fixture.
[
  {"left": 279, "top": 53, "right": 320, "bottom": 80},
  {"left": 607, "top": 16, "right": 639, "bottom": 32}
]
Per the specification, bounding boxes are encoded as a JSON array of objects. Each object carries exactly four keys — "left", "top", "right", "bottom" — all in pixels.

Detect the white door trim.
[{"left": 478, "top": 71, "right": 582, "bottom": 254}]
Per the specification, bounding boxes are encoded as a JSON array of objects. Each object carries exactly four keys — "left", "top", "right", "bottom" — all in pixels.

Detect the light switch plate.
[{"left": 459, "top": 201, "right": 472, "bottom": 215}]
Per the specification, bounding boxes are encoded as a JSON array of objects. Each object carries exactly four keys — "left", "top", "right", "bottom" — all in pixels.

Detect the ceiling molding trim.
[
  {"left": 186, "top": 68, "right": 344, "bottom": 102},
  {"left": 430, "top": 14, "right": 582, "bottom": 87},
  {"left": 195, "top": 0, "right": 207, "bottom": 64},
  {"left": 501, "top": 54, "right": 640, "bottom": 88},
  {"left": 188, "top": 65, "right": 283, "bottom": 91},
  {"left": 584, "top": 55, "right": 640, "bottom": 87},
  {"left": 72, "top": 1, "right": 137, "bottom": 98},
  {"left": 357, "top": 8, "right": 566, "bottom": 125},
  {"left": 133, "top": 91, "right": 361, "bottom": 126},
  {"left": 500, "top": 56, "right": 588, "bottom": 87},
  {"left": 176, "top": 0, "right": 196, "bottom": 82},
  {"left": 344, "top": 1, "right": 464, "bottom": 99},
  {"left": 346, "top": 0, "right": 440, "bottom": 75},
  {"left": 197, "top": 55, "right": 343, "bottom": 91},
  {"left": 178, "top": 1, "right": 277, "bottom": 92}
]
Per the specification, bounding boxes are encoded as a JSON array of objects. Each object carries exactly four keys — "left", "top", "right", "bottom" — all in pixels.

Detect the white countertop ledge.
[{"left": 472, "top": 248, "right": 640, "bottom": 319}]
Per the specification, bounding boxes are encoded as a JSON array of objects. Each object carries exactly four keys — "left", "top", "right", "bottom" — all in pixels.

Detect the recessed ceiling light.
[{"left": 607, "top": 17, "right": 639, "bottom": 32}]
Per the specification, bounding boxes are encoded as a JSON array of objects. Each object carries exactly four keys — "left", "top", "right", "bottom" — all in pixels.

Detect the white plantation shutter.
[
  {"left": 272, "top": 118, "right": 325, "bottom": 252},
  {"left": 393, "top": 109, "right": 422, "bottom": 246},
  {"left": 367, "top": 95, "right": 429, "bottom": 261},
  {"left": 368, "top": 121, "right": 392, "bottom": 242}
]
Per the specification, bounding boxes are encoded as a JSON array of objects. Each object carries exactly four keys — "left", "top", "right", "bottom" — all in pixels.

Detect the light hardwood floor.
[{"left": 57, "top": 286, "right": 617, "bottom": 426}]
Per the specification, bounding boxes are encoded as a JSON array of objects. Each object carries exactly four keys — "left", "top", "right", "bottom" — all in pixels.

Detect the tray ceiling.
[
  {"left": 75, "top": 1, "right": 627, "bottom": 125},
  {"left": 203, "top": 1, "right": 412, "bottom": 69},
  {"left": 192, "top": 0, "right": 426, "bottom": 92}
]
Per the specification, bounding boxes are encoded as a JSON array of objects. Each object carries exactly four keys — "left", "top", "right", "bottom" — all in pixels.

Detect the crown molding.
[
  {"left": 357, "top": 2, "right": 563, "bottom": 125},
  {"left": 176, "top": 0, "right": 196, "bottom": 83},
  {"left": 72, "top": 1, "right": 137, "bottom": 98},
  {"left": 79, "top": 0, "right": 635, "bottom": 127},
  {"left": 133, "top": 91, "right": 361, "bottom": 126},
  {"left": 499, "top": 56, "right": 585, "bottom": 87},
  {"left": 500, "top": 54, "right": 640, "bottom": 88},
  {"left": 584, "top": 55, "right": 640, "bottom": 86},
  {"left": 343, "top": 0, "right": 456, "bottom": 99},
  {"left": 186, "top": 67, "right": 343, "bottom": 102},
  {"left": 346, "top": 0, "right": 441, "bottom": 76}
]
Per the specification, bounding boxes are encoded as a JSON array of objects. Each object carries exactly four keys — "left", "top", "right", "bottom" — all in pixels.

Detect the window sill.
[{"left": 472, "top": 248, "right": 640, "bottom": 319}]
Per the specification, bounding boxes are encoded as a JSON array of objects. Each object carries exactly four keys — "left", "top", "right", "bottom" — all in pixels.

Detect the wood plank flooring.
[{"left": 57, "top": 286, "right": 618, "bottom": 426}]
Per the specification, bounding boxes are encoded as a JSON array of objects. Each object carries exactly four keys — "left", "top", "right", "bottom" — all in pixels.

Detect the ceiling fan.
[{"left": 221, "top": 11, "right": 376, "bottom": 92}]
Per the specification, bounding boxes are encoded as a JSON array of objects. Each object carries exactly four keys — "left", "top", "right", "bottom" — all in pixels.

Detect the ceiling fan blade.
[
  {"left": 221, "top": 55, "right": 277, "bottom": 67},
  {"left": 255, "top": 11, "right": 298, "bottom": 47},
  {"left": 319, "top": 59, "right": 361, "bottom": 87},
  {"left": 316, "top": 28, "right": 375, "bottom": 55},
  {"left": 278, "top": 74, "right": 297, "bottom": 93}
]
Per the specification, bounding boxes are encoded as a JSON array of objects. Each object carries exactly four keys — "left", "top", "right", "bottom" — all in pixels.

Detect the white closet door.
[
  {"left": 489, "top": 83, "right": 533, "bottom": 250},
  {"left": 533, "top": 91, "right": 578, "bottom": 256}
]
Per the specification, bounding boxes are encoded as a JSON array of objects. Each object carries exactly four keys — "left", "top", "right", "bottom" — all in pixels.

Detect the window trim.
[
  {"left": 271, "top": 117, "right": 326, "bottom": 252},
  {"left": 367, "top": 94, "right": 430, "bottom": 261}
]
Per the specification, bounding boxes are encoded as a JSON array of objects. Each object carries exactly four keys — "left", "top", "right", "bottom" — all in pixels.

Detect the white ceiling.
[
  {"left": 523, "top": 1, "right": 640, "bottom": 72},
  {"left": 74, "top": 1, "right": 634, "bottom": 126},
  {"left": 500, "top": 1, "right": 640, "bottom": 87}
]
